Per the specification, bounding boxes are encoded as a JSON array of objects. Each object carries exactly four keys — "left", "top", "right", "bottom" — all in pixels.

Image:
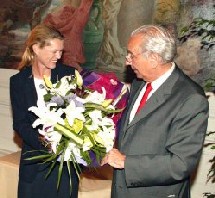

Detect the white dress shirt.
[{"left": 129, "top": 63, "right": 175, "bottom": 123}]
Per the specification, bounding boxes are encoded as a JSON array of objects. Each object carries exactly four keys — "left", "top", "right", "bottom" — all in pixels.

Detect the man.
[{"left": 101, "top": 25, "right": 209, "bottom": 198}]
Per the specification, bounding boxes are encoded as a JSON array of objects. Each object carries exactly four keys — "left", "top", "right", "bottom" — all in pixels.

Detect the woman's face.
[{"left": 33, "top": 38, "right": 64, "bottom": 69}]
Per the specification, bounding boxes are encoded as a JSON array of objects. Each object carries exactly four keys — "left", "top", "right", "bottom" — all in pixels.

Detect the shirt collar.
[{"left": 151, "top": 62, "right": 175, "bottom": 92}]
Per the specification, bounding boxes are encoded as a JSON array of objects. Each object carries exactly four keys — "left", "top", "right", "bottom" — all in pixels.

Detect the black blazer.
[{"left": 10, "top": 63, "right": 75, "bottom": 182}]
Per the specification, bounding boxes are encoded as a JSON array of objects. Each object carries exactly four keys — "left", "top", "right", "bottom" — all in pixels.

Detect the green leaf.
[
  {"left": 45, "top": 160, "right": 57, "bottom": 179},
  {"left": 43, "top": 153, "right": 58, "bottom": 163},
  {"left": 66, "top": 161, "right": 73, "bottom": 195},
  {"left": 80, "top": 150, "right": 91, "bottom": 164},
  {"left": 70, "top": 152, "right": 82, "bottom": 179},
  {"left": 84, "top": 127, "right": 96, "bottom": 146},
  {"left": 85, "top": 102, "right": 123, "bottom": 114},
  {"left": 23, "top": 149, "right": 49, "bottom": 155},
  {"left": 44, "top": 93, "right": 53, "bottom": 101},
  {"left": 54, "top": 123, "right": 83, "bottom": 145},
  {"left": 25, "top": 154, "right": 51, "bottom": 161},
  {"left": 57, "top": 151, "right": 65, "bottom": 189},
  {"left": 56, "top": 80, "right": 62, "bottom": 88}
]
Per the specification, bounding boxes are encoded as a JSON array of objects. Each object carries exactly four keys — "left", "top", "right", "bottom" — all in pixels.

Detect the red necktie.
[{"left": 136, "top": 83, "right": 152, "bottom": 113}]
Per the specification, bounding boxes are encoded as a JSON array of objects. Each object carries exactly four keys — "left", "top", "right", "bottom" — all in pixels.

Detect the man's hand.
[{"left": 101, "top": 148, "right": 126, "bottom": 169}]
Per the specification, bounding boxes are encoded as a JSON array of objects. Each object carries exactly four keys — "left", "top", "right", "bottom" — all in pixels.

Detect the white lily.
[
  {"left": 38, "top": 126, "right": 62, "bottom": 154},
  {"left": 51, "top": 76, "right": 76, "bottom": 96},
  {"left": 97, "top": 130, "right": 114, "bottom": 152},
  {"left": 84, "top": 87, "right": 106, "bottom": 105},
  {"left": 64, "top": 142, "right": 88, "bottom": 166},
  {"left": 49, "top": 132, "right": 62, "bottom": 154},
  {"left": 64, "top": 143, "right": 75, "bottom": 161},
  {"left": 89, "top": 109, "right": 102, "bottom": 123},
  {"left": 100, "top": 117, "right": 114, "bottom": 127},
  {"left": 63, "top": 100, "right": 85, "bottom": 127},
  {"left": 101, "top": 124, "right": 115, "bottom": 139},
  {"left": 85, "top": 122, "right": 100, "bottom": 131},
  {"left": 89, "top": 110, "right": 114, "bottom": 128},
  {"left": 29, "top": 102, "right": 64, "bottom": 129}
]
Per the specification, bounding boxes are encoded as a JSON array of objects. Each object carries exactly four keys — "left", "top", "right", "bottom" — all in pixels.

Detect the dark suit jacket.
[
  {"left": 10, "top": 63, "right": 75, "bottom": 183},
  {"left": 111, "top": 66, "right": 209, "bottom": 198}
]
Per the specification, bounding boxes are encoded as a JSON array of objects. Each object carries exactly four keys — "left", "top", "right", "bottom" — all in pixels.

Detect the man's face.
[
  {"left": 34, "top": 38, "right": 64, "bottom": 69},
  {"left": 126, "top": 35, "right": 155, "bottom": 81}
]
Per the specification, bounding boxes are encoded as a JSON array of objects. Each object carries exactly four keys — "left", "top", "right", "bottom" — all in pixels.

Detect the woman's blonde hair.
[{"left": 18, "top": 24, "right": 64, "bottom": 70}]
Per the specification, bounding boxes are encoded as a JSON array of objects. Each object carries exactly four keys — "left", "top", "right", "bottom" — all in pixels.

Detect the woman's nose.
[{"left": 56, "top": 51, "right": 63, "bottom": 59}]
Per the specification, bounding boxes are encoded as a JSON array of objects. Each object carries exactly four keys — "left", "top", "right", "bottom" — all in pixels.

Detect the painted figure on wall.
[
  {"left": 43, "top": 0, "right": 93, "bottom": 71},
  {"left": 99, "top": 0, "right": 124, "bottom": 67}
]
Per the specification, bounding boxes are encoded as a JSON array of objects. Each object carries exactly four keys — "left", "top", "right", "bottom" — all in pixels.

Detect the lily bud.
[
  {"left": 44, "top": 75, "right": 52, "bottom": 88},
  {"left": 75, "top": 70, "right": 83, "bottom": 88}
]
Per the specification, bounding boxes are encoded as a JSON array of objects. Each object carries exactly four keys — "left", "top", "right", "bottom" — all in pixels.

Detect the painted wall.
[
  {"left": 0, "top": 0, "right": 214, "bottom": 196},
  {"left": 0, "top": 0, "right": 214, "bottom": 84}
]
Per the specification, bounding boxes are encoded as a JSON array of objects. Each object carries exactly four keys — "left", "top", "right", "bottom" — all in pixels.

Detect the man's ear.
[{"left": 149, "top": 53, "right": 160, "bottom": 68}]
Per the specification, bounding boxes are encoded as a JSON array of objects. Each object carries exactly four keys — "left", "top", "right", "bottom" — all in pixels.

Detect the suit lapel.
[
  {"left": 120, "top": 80, "right": 145, "bottom": 133},
  {"left": 24, "top": 67, "right": 38, "bottom": 107},
  {"left": 128, "top": 85, "right": 170, "bottom": 128}
]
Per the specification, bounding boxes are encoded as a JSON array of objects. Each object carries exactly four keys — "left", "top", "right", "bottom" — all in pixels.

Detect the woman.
[{"left": 10, "top": 24, "right": 79, "bottom": 198}]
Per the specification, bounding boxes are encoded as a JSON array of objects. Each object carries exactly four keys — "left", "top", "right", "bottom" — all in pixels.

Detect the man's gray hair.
[{"left": 131, "top": 25, "right": 176, "bottom": 63}]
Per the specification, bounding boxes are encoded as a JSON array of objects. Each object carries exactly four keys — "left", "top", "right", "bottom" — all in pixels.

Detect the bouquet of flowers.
[{"left": 28, "top": 70, "right": 128, "bottom": 189}]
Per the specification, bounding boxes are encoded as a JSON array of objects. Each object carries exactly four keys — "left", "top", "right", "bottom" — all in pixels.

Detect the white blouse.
[{"left": 34, "top": 78, "right": 47, "bottom": 105}]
